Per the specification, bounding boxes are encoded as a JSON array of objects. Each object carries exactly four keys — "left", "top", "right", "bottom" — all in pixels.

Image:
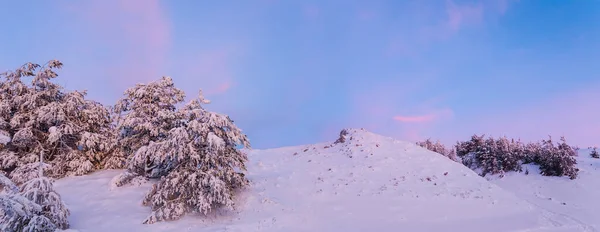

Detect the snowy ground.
[
  {"left": 489, "top": 149, "right": 600, "bottom": 231},
  {"left": 54, "top": 129, "right": 599, "bottom": 232}
]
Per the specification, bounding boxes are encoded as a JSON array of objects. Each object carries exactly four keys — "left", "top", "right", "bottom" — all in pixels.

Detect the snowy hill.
[
  {"left": 54, "top": 129, "right": 598, "bottom": 232},
  {"left": 489, "top": 148, "right": 600, "bottom": 231}
]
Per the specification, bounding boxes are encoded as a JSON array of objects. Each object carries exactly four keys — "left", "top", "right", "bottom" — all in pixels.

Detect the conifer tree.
[
  {"left": 0, "top": 61, "right": 115, "bottom": 182},
  {"left": 591, "top": 147, "right": 599, "bottom": 158},
  {"left": 112, "top": 78, "right": 250, "bottom": 224},
  {"left": 0, "top": 150, "right": 69, "bottom": 231}
]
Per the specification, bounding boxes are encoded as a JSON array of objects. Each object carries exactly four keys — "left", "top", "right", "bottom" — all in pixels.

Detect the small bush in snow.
[
  {"left": 0, "top": 61, "right": 117, "bottom": 183},
  {"left": 590, "top": 147, "right": 599, "bottom": 159},
  {"left": 113, "top": 78, "right": 250, "bottom": 224},
  {"left": 416, "top": 139, "right": 458, "bottom": 161}
]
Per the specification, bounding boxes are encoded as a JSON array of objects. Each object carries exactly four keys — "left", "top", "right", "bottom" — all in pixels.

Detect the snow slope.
[
  {"left": 489, "top": 149, "right": 600, "bottom": 231},
  {"left": 54, "top": 129, "right": 597, "bottom": 232}
]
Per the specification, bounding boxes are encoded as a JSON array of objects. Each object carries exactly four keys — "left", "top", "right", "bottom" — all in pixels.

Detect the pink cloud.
[
  {"left": 393, "top": 114, "right": 436, "bottom": 123},
  {"left": 345, "top": 77, "right": 455, "bottom": 143},
  {"left": 392, "top": 107, "right": 454, "bottom": 143},
  {"left": 205, "top": 80, "right": 234, "bottom": 96},
  {"left": 393, "top": 107, "right": 454, "bottom": 123},
  {"left": 216, "top": 81, "right": 233, "bottom": 93}
]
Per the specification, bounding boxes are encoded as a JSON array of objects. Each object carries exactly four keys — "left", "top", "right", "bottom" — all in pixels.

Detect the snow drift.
[{"left": 54, "top": 129, "right": 596, "bottom": 232}]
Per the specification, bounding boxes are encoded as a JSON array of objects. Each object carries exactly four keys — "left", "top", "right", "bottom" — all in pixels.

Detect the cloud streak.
[
  {"left": 393, "top": 114, "right": 436, "bottom": 123},
  {"left": 205, "top": 81, "right": 234, "bottom": 96}
]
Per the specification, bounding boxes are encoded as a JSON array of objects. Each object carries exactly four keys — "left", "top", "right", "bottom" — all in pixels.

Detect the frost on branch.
[
  {"left": 0, "top": 61, "right": 116, "bottom": 182},
  {"left": 113, "top": 78, "right": 250, "bottom": 224},
  {"left": 9, "top": 162, "right": 49, "bottom": 186},
  {"left": 0, "top": 172, "right": 18, "bottom": 193}
]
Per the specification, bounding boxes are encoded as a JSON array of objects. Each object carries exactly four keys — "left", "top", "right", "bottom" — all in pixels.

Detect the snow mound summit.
[
  {"left": 240, "top": 128, "right": 589, "bottom": 232},
  {"left": 54, "top": 128, "right": 593, "bottom": 232}
]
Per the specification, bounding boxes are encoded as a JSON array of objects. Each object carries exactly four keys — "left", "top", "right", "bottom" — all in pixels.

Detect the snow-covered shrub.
[
  {"left": 416, "top": 139, "right": 458, "bottom": 161},
  {"left": 591, "top": 147, "right": 600, "bottom": 159},
  {"left": 455, "top": 135, "right": 524, "bottom": 176},
  {"left": 534, "top": 137, "right": 578, "bottom": 179},
  {"left": 0, "top": 61, "right": 116, "bottom": 182},
  {"left": 522, "top": 142, "right": 542, "bottom": 164},
  {"left": 113, "top": 78, "right": 250, "bottom": 224},
  {"left": 456, "top": 135, "right": 579, "bottom": 179}
]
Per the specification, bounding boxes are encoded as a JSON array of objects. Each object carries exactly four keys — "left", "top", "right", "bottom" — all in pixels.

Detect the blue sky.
[{"left": 1, "top": 0, "right": 600, "bottom": 149}]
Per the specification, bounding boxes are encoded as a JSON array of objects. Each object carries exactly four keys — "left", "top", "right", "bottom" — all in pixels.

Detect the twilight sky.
[{"left": 1, "top": 0, "right": 600, "bottom": 149}]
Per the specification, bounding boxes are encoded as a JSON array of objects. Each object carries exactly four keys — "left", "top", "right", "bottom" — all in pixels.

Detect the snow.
[
  {"left": 53, "top": 129, "right": 599, "bottom": 231},
  {"left": 489, "top": 149, "right": 600, "bottom": 231},
  {"left": 0, "top": 131, "right": 10, "bottom": 144}
]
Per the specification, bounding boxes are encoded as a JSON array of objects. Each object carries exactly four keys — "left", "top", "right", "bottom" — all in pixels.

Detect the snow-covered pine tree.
[
  {"left": 455, "top": 135, "right": 522, "bottom": 176},
  {"left": 0, "top": 61, "right": 115, "bottom": 183},
  {"left": 455, "top": 134, "right": 485, "bottom": 170},
  {"left": 18, "top": 149, "right": 70, "bottom": 231},
  {"left": 536, "top": 136, "right": 578, "bottom": 179},
  {"left": 113, "top": 84, "right": 250, "bottom": 224},
  {"left": 494, "top": 136, "right": 523, "bottom": 173},
  {"left": 112, "top": 76, "right": 185, "bottom": 171},
  {"left": 523, "top": 141, "right": 542, "bottom": 164},
  {"left": 591, "top": 147, "right": 600, "bottom": 158},
  {"left": 143, "top": 92, "right": 249, "bottom": 223},
  {"left": 0, "top": 178, "right": 43, "bottom": 232},
  {"left": 0, "top": 150, "right": 69, "bottom": 231}
]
